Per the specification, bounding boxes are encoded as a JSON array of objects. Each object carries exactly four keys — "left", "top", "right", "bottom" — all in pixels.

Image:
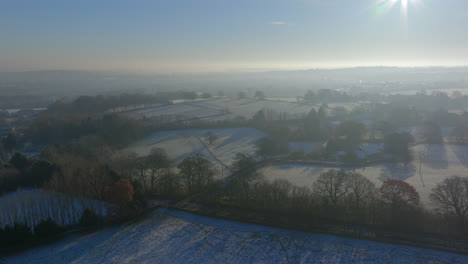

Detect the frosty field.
[
  {"left": 261, "top": 144, "right": 468, "bottom": 205},
  {"left": 3, "top": 209, "right": 467, "bottom": 264},
  {"left": 125, "top": 127, "right": 265, "bottom": 168},
  {"left": 124, "top": 98, "right": 315, "bottom": 121}
]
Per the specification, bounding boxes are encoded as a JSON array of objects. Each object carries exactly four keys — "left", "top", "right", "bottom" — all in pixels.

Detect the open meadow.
[{"left": 3, "top": 209, "right": 467, "bottom": 264}]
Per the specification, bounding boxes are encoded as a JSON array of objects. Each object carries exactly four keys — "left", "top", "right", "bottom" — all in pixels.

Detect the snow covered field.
[
  {"left": 125, "top": 128, "right": 265, "bottom": 168},
  {"left": 261, "top": 144, "right": 468, "bottom": 205},
  {"left": 123, "top": 98, "right": 315, "bottom": 121},
  {"left": 4, "top": 209, "right": 467, "bottom": 264},
  {"left": 386, "top": 88, "right": 468, "bottom": 96},
  {"left": 0, "top": 189, "right": 106, "bottom": 229}
]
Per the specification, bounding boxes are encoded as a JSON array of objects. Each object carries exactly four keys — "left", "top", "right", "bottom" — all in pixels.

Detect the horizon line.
[{"left": 1, "top": 64, "right": 468, "bottom": 75}]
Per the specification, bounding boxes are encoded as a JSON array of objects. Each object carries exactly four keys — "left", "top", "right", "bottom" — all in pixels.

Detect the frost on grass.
[
  {"left": 123, "top": 98, "right": 315, "bottom": 121},
  {"left": 5, "top": 209, "right": 468, "bottom": 264},
  {"left": 261, "top": 144, "right": 468, "bottom": 205},
  {"left": 125, "top": 127, "right": 265, "bottom": 168}
]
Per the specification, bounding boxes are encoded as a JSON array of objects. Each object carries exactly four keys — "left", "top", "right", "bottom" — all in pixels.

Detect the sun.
[{"left": 373, "top": 0, "right": 423, "bottom": 20}]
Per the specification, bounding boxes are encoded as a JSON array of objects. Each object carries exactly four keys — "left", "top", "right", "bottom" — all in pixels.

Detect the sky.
[{"left": 0, "top": 0, "right": 467, "bottom": 72}]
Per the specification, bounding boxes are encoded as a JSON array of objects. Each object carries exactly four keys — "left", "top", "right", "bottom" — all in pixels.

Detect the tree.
[
  {"left": 422, "top": 121, "right": 443, "bottom": 143},
  {"left": 254, "top": 90, "right": 266, "bottom": 100},
  {"left": 430, "top": 176, "right": 468, "bottom": 230},
  {"left": 135, "top": 155, "right": 150, "bottom": 193},
  {"left": 304, "top": 108, "right": 321, "bottom": 140},
  {"left": 110, "top": 152, "right": 139, "bottom": 179},
  {"left": 0, "top": 223, "right": 32, "bottom": 248},
  {"left": 34, "top": 218, "right": 63, "bottom": 238},
  {"left": 146, "top": 148, "right": 170, "bottom": 192},
  {"left": 0, "top": 140, "right": 7, "bottom": 164},
  {"left": 346, "top": 172, "right": 376, "bottom": 209},
  {"left": 230, "top": 153, "right": 262, "bottom": 201},
  {"left": 384, "top": 132, "right": 414, "bottom": 161},
  {"left": 79, "top": 208, "right": 100, "bottom": 227},
  {"left": 178, "top": 154, "right": 215, "bottom": 194},
  {"left": 28, "top": 160, "right": 57, "bottom": 187},
  {"left": 3, "top": 133, "right": 16, "bottom": 153},
  {"left": 452, "top": 124, "right": 468, "bottom": 144},
  {"left": 183, "top": 91, "right": 198, "bottom": 101},
  {"left": 372, "top": 120, "right": 394, "bottom": 138},
  {"left": 256, "top": 137, "right": 288, "bottom": 157},
  {"left": 204, "top": 131, "right": 218, "bottom": 145},
  {"left": 105, "top": 179, "right": 134, "bottom": 207},
  {"left": 0, "top": 168, "right": 21, "bottom": 192},
  {"left": 201, "top": 92, "right": 212, "bottom": 99},
  {"left": 318, "top": 105, "right": 327, "bottom": 120},
  {"left": 335, "top": 120, "right": 367, "bottom": 144},
  {"left": 9, "top": 152, "right": 29, "bottom": 171},
  {"left": 252, "top": 110, "right": 266, "bottom": 125},
  {"left": 237, "top": 91, "right": 246, "bottom": 99},
  {"left": 158, "top": 170, "right": 180, "bottom": 196},
  {"left": 304, "top": 90, "right": 316, "bottom": 103},
  {"left": 379, "top": 179, "right": 419, "bottom": 208},
  {"left": 313, "top": 169, "right": 348, "bottom": 207}
]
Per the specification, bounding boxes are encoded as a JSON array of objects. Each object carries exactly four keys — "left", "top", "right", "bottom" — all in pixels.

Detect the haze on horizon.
[{"left": 1, "top": 0, "right": 467, "bottom": 73}]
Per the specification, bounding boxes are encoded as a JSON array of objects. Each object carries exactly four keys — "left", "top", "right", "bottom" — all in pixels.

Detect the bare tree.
[
  {"left": 110, "top": 152, "right": 139, "bottom": 179},
  {"left": 230, "top": 153, "right": 262, "bottom": 202},
  {"left": 158, "top": 170, "right": 180, "bottom": 196},
  {"left": 430, "top": 176, "right": 468, "bottom": 229},
  {"left": 313, "top": 169, "right": 348, "bottom": 207},
  {"left": 254, "top": 90, "right": 265, "bottom": 100},
  {"left": 204, "top": 131, "right": 218, "bottom": 145},
  {"left": 135, "top": 156, "right": 149, "bottom": 193},
  {"left": 147, "top": 148, "right": 170, "bottom": 192},
  {"left": 346, "top": 172, "right": 376, "bottom": 209},
  {"left": 178, "top": 154, "right": 215, "bottom": 194}
]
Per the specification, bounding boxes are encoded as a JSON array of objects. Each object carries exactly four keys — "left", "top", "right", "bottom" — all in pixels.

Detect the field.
[
  {"left": 261, "top": 144, "right": 468, "bottom": 205},
  {"left": 386, "top": 88, "right": 468, "bottom": 96},
  {"left": 4, "top": 209, "right": 467, "bottom": 264},
  {"left": 123, "top": 98, "right": 315, "bottom": 121},
  {"left": 125, "top": 128, "right": 265, "bottom": 170}
]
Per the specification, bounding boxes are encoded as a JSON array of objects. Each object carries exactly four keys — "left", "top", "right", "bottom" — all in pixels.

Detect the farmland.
[
  {"left": 261, "top": 144, "right": 468, "bottom": 205},
  {"left": 125, "top": 127, "right": 265, "bottom": 169},
  {"left": 123, "top": 98, "right": 316, "bottom": 121},
  {"left": 4, "top": 209, "right": 467, "bottom": 264}
]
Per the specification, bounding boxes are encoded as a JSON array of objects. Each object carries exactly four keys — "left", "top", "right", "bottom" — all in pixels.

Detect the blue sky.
[{"left": 1, "top": 0, "right": 467, "bottom": 72}]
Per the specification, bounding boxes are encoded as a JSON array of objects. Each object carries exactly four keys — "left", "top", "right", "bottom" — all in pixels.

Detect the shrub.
[
  {"left": 340, "top": 151, "right": 360, "bottom": 164},
  {"left": 79, "top": 208, "right": 100, "bottom": 227},
  {"left": 34, "top": 218, "right": 63, "bottom": 238},
  {"left": 0, "top": 222, "right": 33, "bottom": 248}
]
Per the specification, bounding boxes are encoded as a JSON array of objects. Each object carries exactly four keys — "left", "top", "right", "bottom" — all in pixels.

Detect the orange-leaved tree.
[
  {"left": 105, "top": 179, "right": 134, "bottom": 217},
  {"left": 380, "top": 179, "right": 419, "bottom": 208}
]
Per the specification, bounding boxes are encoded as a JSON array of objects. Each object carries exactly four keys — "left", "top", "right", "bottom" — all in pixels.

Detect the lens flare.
[{"left": 373, "top": 0, "right": 422, "bottom": 20}]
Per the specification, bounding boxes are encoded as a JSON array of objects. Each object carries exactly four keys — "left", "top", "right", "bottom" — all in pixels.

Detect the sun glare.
[{"left": 374, "top": 0, "right": 422, "bottom": 20}]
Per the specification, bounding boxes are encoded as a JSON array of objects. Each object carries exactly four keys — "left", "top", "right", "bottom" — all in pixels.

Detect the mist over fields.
[
  {"left": 1, "top": 67, "right": 467, "bottom": 108},
  {"left": 3, "top": 65, "right": 468, "bottom": 262}
]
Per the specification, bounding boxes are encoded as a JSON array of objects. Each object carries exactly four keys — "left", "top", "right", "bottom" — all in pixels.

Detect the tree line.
[{"left": 3, "top": 143, "right": 468, "bottom": 252}]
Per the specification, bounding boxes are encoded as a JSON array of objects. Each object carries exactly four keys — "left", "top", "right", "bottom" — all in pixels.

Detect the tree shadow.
[
  {"left": 380, "top": 163, "right": 417, "bottom": 181},
  {"left": 449, "top": 145, "right": 468, "bottom": 168},
  {"left": 421, "top": 144, "right": 449, "bottom": 170}
]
